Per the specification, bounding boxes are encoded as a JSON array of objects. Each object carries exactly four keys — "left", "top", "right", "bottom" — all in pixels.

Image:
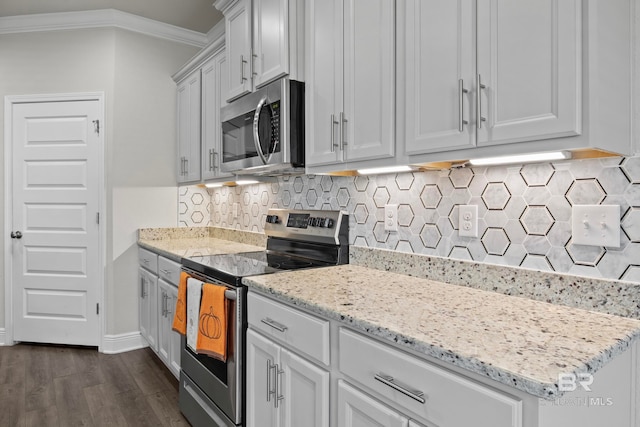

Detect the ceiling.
[{"left": 0, "top": 0, "right": 223, "bottom": 33}]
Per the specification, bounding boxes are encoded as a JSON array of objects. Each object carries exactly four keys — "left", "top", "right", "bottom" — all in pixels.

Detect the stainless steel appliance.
[
  {"left": 179, "top": 208, "right": 349, "bottom": 427},
  {"left": 220, "top": 78, "right": 304, "bottom": 176}
]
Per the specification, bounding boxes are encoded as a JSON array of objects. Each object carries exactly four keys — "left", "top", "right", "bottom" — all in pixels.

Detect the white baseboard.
[
  {"left": 0, "top": 328, "right": 6, "bottom": 345},
  {"left": 102, "top": 331, "right": 148, "bottom": 354}
]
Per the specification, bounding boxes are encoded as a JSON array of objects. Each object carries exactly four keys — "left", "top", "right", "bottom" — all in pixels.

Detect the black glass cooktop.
[{"left": 182, "top": 250, "right": 333, "bottom": 281}]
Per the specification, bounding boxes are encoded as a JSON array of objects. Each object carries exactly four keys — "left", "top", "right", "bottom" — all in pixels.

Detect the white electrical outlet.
[
  {"left": 459, "top": 205, "right": 478, "bottom": 238},
  {"left": 384, "top": 204, "right": 398, "bottom": 232},
  {"left": 572, "top": 205, "right": 620, "bottom": 247},
  {"left": 233, "top": 202, "right": 239, "bottom": 219}
]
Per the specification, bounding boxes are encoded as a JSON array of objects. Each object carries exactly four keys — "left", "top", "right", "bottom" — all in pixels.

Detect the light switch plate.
[
  {"left": 571, "top": 205, "right": 620, "bottom": 247},
  {"left": 459, "top": 205, "right": 478, "bottom": 238}
]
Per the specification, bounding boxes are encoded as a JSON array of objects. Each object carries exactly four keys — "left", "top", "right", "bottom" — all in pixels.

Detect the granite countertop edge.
[{"left": 243, "top": 275, "right": 640, "bottom": 401}]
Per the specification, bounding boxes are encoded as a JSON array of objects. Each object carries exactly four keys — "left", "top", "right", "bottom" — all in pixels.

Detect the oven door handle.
[{"left": 252, "top": 96, "right": 271, "bottom": 165}]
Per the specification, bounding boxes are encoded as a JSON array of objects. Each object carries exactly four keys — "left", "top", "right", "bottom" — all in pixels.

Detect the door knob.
[{"left": 11, "top": 231, "right": 22, "bottom": 239}]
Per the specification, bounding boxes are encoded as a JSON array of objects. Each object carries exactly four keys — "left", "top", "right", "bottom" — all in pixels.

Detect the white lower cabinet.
[
  {"left": 138, "top": 266, "right": 158, "bottom": 352},
  {"left": 138, "top": 247, "right": 181, "bottom": 378},
  {"left": 246, "top": 328, "right": 330, "bottom": 427},
  {"left": 247, "top": 291, "right": 637, "bottom": 427},
  {"left": 157, "top": 279, "right": 181, "bottom": 378},
  {"left": 338, "top": 380, "right": 409, "bottom": 427}
]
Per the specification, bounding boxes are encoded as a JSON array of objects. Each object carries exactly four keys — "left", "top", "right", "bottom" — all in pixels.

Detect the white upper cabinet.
[
  {"left": 476, "top": 0, "right": 581, "bottom": 147},
  {"left": 305, "top": 0, "right": 395, "bottom": 172},
  {"left": 176, "top": 70, "right": 202, "bottom": 183},
  {"left": 225, "top": 0, "right": 253, "bottom": 100},
  {"left": 403, "top": 1, "right": 476, "bottom": 155},
  {"left": 216, "top": 0, "right": 303, "bottom": 102},
  {"left": 202, "top": 50, "right": 233, "bottom": 181},
  {"left": 404, "top": 0, "right": 632, "bottom": 163},
  {"left": 404, "top": 0, "right": 580, "bottom": 157}
]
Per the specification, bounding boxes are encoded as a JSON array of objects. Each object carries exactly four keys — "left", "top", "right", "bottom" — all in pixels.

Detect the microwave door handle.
[{"left": 252, "top": 97, "right": 270, "bottom": 165}]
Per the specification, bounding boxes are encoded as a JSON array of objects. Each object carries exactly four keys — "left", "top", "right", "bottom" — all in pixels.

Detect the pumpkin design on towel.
[
  {"left": 176, "top": 298, "right": 185, "bottom": 321},
  {"left": 199, "top": 306, "right": 222, "bottom": 339}
]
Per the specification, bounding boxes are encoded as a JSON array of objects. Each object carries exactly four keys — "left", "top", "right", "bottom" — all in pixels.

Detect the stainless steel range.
[{"left": 178, "top": 208, "right": 349, "bottom": 427}]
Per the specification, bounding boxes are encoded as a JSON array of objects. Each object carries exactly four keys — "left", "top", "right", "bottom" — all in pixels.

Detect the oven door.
[{"left": 179, "top": 269, "right": 246, "bottom": 426}]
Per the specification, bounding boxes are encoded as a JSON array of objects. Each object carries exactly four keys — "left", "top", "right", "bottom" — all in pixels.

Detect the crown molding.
[
  {"left": 206, "top": 18, "right": 225, "bottom": 45},
  {"left": 0, "top": 9, "right": 209, "bottom": 48}
]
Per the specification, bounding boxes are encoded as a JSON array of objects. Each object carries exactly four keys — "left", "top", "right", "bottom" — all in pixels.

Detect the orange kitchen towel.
[
  {"left": 171, "top": 271, "right": 189, "bottom": 335},
  {"left": 196, "top": 283, "right": 228, "bottom": 362}
]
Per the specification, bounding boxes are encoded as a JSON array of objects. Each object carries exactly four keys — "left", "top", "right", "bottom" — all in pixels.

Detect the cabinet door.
[
  {"left": 226, "top": 0, "right": 253, "bottom": 101},
  {"left": 166, "top": 284, "right": 181, "bottom": 378},
  {"left": 253, "top": 0, "right": 289, "bottom": 88},
  {"left": 202, "top": 51, "right": 233, "bottom": 181},
  {"left": 177, "top": 70, "right": 202, "bottom": 183},
  {"left": 305, "top": 0, "right": 343, "bottom": 167},
  {"left": 140, "top": 269, "right": 159, "bottom": 352},
  {"left": 280, "top": 348, "right": 329, "bottom": 427},
  {"left": 246, "top": 329, "right": 279, "bottom": 427},
  {"left": 403, "top": 0, "right": 476, "bottom": 155},
  {"left": 139, "top": 267, "right": 150, "bottom": 346},
  {"left": 342, "top": 0, "right": 395, "bottom": 163},
  {"left": 157, "top": 280, "right": 171, "bottom": 367},
  {"left": 476, "top": 0, "right": 581, "bottom": 146},
  {"left": 337, "top": 381, "right": 409, "bottom": 427}
]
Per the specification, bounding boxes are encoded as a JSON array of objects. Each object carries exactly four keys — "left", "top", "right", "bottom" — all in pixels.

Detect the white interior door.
[{"left": 11, "top": 99, "right": 102, "bottom": 346}]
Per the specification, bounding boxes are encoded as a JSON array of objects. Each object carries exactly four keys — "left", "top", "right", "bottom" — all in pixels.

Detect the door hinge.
[
  {"left": 92, "top": 119, "right": 100, "bottom": 135},
  {"left": 96, "top": 212, "right": 100, "bottom": 224},
  {"left": 96, "top": 303, "right": 99, "bottom": 315}
]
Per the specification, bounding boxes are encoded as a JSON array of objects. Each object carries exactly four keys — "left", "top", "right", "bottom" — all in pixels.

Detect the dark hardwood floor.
[{"left": 0, "top": 343, "right": 190, "bottom": 427}]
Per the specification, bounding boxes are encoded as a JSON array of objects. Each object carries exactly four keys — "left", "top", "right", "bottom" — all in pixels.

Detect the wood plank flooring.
[{"left": 0, "top": 343, "right": 190, "bottom": 427}]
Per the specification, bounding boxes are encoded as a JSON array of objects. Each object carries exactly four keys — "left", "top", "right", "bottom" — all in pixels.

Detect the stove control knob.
[
  {"left": 266, "top": 215, "right": 280, "bottom": 224},
  {"left": 308, "top": 217, "right": 317, "bottom": 227},
  {"left": 321, "top": 218, "right": 335, "bottom": 228}
]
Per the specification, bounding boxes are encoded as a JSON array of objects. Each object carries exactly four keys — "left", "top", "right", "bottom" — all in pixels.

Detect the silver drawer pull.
[
  {"left": 160, "top": 269, "right": 172, "bottom": 276},
  {"left": 374, "top": 374, "right": 426, "bottom": 404},
  {"left": 261, "top": 318, "right": 288, "bottom": 332}
]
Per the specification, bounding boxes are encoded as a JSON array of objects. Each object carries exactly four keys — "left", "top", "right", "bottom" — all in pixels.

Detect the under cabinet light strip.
[
  {"left": 357, "top": 165, "right": 415, "bottom": 175},
  {"left": 468, "top": 151, "right": 571, "bottom": 166}
]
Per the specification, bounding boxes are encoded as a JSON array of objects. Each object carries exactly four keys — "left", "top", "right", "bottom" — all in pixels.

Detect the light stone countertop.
[
  {"left": 243, "top": 264, "right": 640, "bottom": 400},
  {"left": 137, "top": 226, "right": 266, "bottom": 262}
]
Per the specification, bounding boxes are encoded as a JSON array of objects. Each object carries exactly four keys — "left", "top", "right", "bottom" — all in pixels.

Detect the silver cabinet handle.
[
  {"left": 140, "top": 277, "right": 145, "bottom": 298},
  {"left": 184, "top": 158, "right": 189, "bottom": 175},
  {"left": 166, "top": 295, "right": 173, "bottom": 316},
  {"left": 209, "top": 149, "right": 215, "bottom": 171},
  {"left": 374, "top": 374, "right": 426, "bottom": 404},
  {"left": 213, "top": 151, "right": 219, "bottom": 171},
  {"left": 261, "top": 318, "right": 288, "bottom": 332},
  {"left": 251, "top": 49, "right": 258, "bottom": 79},
  {"left": 330, "top": 114, "right": 340, "bottom": 152},
  {"left": 161, "top": 292, "right": 166, "bottom": 317},
  {"left": 458, "top": 79, "right": 469, "bottom": 132},
  {"left": 267, "top": 359, "right": 277, "bottom": 402},
  {"left": 476, "top": 74, "right": 487, "bottom": 129},
  {"left": 340, "top": 112, "right": 348, "bottom": 149},
  {"left": 160, "top": 269, "right": 171, "bottom": 276},
  {"left": 240, "top": 55, "right": 248, "bottom": 83},
  {"left": 275, "top": 365, "right": 284, "bottom": 408}
]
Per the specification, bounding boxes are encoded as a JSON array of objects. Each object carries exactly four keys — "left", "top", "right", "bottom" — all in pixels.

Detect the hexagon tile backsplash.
[{"left": 179, "top": 156, "right": 640, "bottom": 283}]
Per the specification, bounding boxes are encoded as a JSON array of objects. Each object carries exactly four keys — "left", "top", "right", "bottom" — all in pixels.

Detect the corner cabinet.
[
  {"left": 176, "top": 70, "right": 202, "bottom": 183},
  {"left": 215, "top": 0, "right": 304, "bottom": 102},
  {"left": 305, "top": 0, "right": 396, "bottom": 172},
  {"left": 174, "top": 40, "right": 231, "bottom": 184}
]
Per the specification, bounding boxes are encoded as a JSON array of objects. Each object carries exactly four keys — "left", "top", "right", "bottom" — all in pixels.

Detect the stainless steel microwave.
[{"left": 220, "top": 78, "right": 304, "bottom": 175}]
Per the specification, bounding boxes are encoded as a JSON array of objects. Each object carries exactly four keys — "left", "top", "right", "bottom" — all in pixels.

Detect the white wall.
[{"left": 0, "top": 27, "right": 199, "bottom": 336}]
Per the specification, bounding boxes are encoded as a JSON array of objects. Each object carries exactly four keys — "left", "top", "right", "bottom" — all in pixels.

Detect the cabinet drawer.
[
  {"left": 158, "top": 256, "right": 181, "bottom": 286},
  {"left": 139, "top": 248, "right": 158, "bottom": 273},
  {"left": 339, "top": 328, "right": 522, "bottom": 427},
  {"left": 247, "top": 292, "right": 330, "bottom": 366}
]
